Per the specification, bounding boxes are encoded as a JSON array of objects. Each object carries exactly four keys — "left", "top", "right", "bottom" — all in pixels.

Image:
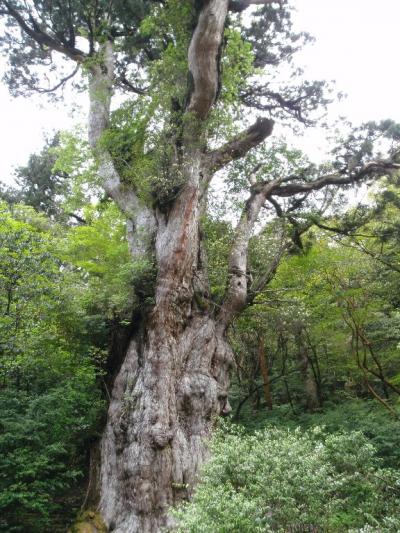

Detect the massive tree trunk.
[
  {"left": 71, "top": 21, "right": 399, "bottom": 533},
  {"left": 100, "top": 311, "right": 233, "bottom": 532},
  {"left": 57, "top": 6, "right": 400, "bottom": 532},
  {"left": 98, "top": 160, "right": 234, "bottom": 532}
]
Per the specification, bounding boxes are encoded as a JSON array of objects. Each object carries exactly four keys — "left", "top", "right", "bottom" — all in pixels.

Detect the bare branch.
[
  {"left": 208, "top": 117, "right": 274, "bottom": 173},
  {"left": 118, "top": 76, "right": 148, "bottom": 95},
  {"left": 32, "top": 65, "right": 79, "bottom": 94},
  {"left": 2, "top": 0, "right": 86, "bottom": 62}
]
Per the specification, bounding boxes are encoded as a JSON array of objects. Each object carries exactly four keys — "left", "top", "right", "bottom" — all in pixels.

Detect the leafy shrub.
[
  {"left": 299, "top": 400, "right": 400, "bottom": 470},
  {"left": 174, "top": 423, "right": 400, "bottom": 532},
  {"left": 235, "top": 399, "right": 400, "bottom": 470}
]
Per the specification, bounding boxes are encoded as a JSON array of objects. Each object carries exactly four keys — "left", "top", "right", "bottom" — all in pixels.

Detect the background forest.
[
  {"left": 0, "top": 1, "right": 400, "bottom": 532},
  {"left": 1, "top": 129, "right": 400, "bottom": 533}
]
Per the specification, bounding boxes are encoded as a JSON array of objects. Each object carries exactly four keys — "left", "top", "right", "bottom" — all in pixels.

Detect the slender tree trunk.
[
  {"left": 295, "top": 328, "right": 319, "bottom": 412},
  {"left": 258, "top": 335, "right": 273, "bottom": 410}
]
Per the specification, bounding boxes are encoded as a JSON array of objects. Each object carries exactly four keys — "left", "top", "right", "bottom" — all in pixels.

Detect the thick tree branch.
[
  {"left": 2, "top": 0, "right": 86, "bottom": 62},
  {"left": 271, "top": 160, "right": 400, "bottom": 197},
  {"left": 87, "top": 41, "right": 156, "bottom": 257},
  {"left": 218, "top": 179, "right": 281, "bottom": 328},
  {"left": 187, "top": 0, "right": 229, "bottom": 120},
  {"left": 208, "top": 117, "right": 274, "bottom": 173}
]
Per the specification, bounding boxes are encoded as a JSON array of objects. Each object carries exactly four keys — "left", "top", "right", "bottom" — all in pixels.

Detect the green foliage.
[
  {"left": 236, "top": 235, "right": 400, "bottom": 409},
  {"left": 0, "top": 202, "right": 63, "bottom": 384},
  {"left": 0, "top": 202, "right": 105, "bottom": 531},
  {"left": 0, "top": 377, "right": 103, "bottom": 533},
  {"left": 220, "top": 27, "right": 255, "bottom": 106},
  {"left": 1, "top": 130, "right": 99, "bottom": 224},
  {"left": 1, "top": 3, "right": 399, "bottom": 532},
  {"left": 100, "top": 100, "right": 185, "bottom": 206},
  {"left": 52, "top": 130, "right": 100, "bottom": 210},
  {"left": 202, "top": 217, "right": 234, "bottom": 303},
  {"left": 98, "top": 1, "right": 198, "bottom": 206},
  {"left": 301, "top": 400, "right": 400, "bottom": 470},
  {"left": 62, "top": 202, "right": 140, "bottom": 318},
  {"left": 236, "top": 398, "right": 400, "bottom": 468},
  {"left": 0, "top": 134, "right": 69, "bottom": 218},
  {"left": 140, "top": 0, "right": 194, "bottom": 108},
  {"left": 0, "top": 0, "right": 154, "bottom": 96},
  {"left": 174, "top": 423, "right": 400, "bottom": 532}
]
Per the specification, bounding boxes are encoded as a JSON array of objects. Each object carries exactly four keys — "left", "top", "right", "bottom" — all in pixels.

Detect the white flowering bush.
[{"left": 173, "top": 424, "right": 400, "bottom": 532}]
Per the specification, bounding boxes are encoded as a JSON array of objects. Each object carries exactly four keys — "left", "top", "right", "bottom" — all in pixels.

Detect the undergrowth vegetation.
[{"left": 174, "top": 419, "right": 400, "bottom": 533}]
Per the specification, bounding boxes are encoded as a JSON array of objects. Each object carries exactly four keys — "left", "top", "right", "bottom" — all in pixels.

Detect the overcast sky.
[{"left": 0, "top": 0, "right": 399, "bottom": 185}]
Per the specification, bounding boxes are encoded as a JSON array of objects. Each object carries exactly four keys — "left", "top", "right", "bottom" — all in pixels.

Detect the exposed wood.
[
  {"left": 187, "top": 0, "right": 229, "bottom": 119},
  {"left": 207, "top": 117, "right": 274, "bottom": 173}
]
